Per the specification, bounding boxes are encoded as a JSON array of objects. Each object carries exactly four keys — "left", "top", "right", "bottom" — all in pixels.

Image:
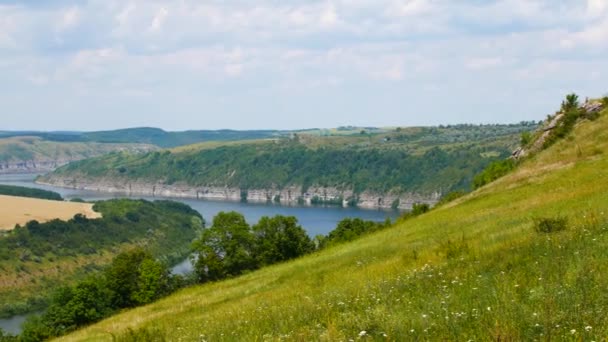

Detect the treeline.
[
  {"left": 0, "top": 199, "right": 203, "bottom": 318},
  {"left": 52, "top": 144, "right": 508, "bottom": 194},
  {"left": 0, "top": 185, "right": 62, "bottom": 201},
  {"left": 191, "top": 208, "right": 430, "bottom": 284}
]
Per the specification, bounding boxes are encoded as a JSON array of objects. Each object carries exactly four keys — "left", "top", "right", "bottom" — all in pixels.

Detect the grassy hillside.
[
  {"left": 44, "top": 123, "right": 534, "bottom": 196},
  {"left": 0, "top": 137, "right": 155, "bottom": 164},
  {"left": 57, "top": 109, "right": 608, "bottom": 340}
]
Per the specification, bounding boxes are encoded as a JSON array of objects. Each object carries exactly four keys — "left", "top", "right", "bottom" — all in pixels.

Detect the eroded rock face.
[
  {"left": 0, "top": 160, "right": 73, "bottom": 174},
  {"left": 37, "top": 175, "right": 440, "bottom": 210}
]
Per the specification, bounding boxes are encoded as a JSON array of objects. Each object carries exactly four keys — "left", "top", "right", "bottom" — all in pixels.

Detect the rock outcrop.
[
  {"left": 37, "top": 175, "right": 440, "bottom": 210},
  {"left": 511, "top": 99, "right": 605, "bottom": 161}
]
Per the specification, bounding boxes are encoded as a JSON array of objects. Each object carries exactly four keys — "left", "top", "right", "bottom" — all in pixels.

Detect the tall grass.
[{"left": 60, "top": 110, "right": 608, "bottom": 341}]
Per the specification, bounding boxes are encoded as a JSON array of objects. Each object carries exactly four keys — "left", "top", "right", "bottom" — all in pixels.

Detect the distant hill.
[
  {"left": 0, "top": 136, "right": 157, "bottom": 174},
  {"left": 40, "top": 123, "right": 537, "bottom": 209}
]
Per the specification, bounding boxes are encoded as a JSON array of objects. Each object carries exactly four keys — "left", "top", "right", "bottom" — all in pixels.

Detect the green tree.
[
  {"left": 192, "top": 212, "right": 257, "bottom": 283},
  {"left": 252, "top": 216, "right": 314, "bottom": 266},
  {"left": 322, "top": 218, "right": 383, "bottom": 247},
  {"left": 561, "top": 93, "right": 579, "bottom": 112},
  {"left": 104, "top": 248, "right": 169, "bottom": 308}
]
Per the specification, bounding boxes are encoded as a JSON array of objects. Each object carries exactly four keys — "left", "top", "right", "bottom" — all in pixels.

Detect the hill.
[
  {"left": 56, "top": 103, "right": 608, "bottom": 340},
  {"left": 39, "top": 123, "right": 536, "bottom": 210},
  {"left": 0, "top": 136, "right": 156, "bottom": 174},
  {"left": 0, "top": 127, "right": 283, "bottom": 149},
  {"left": 0, "top": 199, "right": 202, "bottom": 318}
]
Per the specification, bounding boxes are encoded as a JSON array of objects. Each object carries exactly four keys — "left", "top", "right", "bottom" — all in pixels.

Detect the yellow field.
[{"left": 0, "top": 195, "right": 101, "bottom": 230}]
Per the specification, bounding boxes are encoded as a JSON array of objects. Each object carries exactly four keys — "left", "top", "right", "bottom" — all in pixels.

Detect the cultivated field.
[{"left": 0, "top": 195, "right": 101, "bottom": 230}]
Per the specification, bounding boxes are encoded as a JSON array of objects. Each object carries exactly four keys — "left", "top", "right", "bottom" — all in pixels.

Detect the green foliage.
[
  {"left": 320, "top": 218, "right": 387, "bottom": 247},
  {"left": 252, "top": 216, "right": 314, "bottom": 266},
  {"left": 193, "top": 212, "right": 257, "bottom": 282},
  {"left": 105, "top": 249, "right": 171, "bottom": 308},
  {"left": 0, "top": 328, "right": 17, "bottom": 341},
  {"left": 435, "top": 191, "right": 467, "bottom": 207},
  {"left": 45, "top": 123, "right": 539, "bottom": 197},
  {"left": 520, "top": 131, "right": 532, "bottom": 146},
  {"left": 0, "top": 185, "right": 62, "bottom": 201},
  {"left": 0, "top": 199, "right": 202, "bottom": 317},
  {"left": 534, "top": 217, "right": 568, "bottom": 233},
  {"left": 544, "top": 94, "right": 584, "bottom": 149},
  {"left": 602, "top": 96, "right": 608, "bottom": 107},
  {"left": 396, "top": 202, "right": 431, "bottom": 223},
  {"left": 310, "top": 196, "right": 343, "bottom": 206},
  {"left": 473, "top": 159, "right": 516, "bottom": 189},
  {"left": 561, "top": 93, "right": 579, "bottom": 112},
  {"left": 20, "top": 249, "right": 175, "bottom": 340}
]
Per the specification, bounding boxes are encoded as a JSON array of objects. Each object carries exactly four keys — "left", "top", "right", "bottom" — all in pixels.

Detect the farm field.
[{"left": 0, "top": 195, "right": 100, "bottom": 230}]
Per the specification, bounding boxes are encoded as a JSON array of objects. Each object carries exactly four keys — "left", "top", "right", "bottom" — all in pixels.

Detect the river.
[{"left": 0, "top": 173, "right": 399, "bottom": 334}]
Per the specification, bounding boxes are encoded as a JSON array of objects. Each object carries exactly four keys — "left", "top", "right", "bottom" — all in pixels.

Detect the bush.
[
  {"left": 534, "top": 217, "right": 568, "bottom": 233},
  {"left": 473, "top": 159, "right": 516, "bottom": 189},
  {"left": 435, "top": 191, "right": 467, "bottom": 207},
  {"left": 520, "top": 131, "right": 532, "bottom": 146}
]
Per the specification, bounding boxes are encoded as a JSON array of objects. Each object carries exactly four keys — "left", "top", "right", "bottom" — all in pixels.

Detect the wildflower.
[
  {"left": 487, "top": 307, "right": 491, "bottom": 311},
  {"left": 359, "top": 331, "right": 367, "bottom": 337},
  {"left": 585, "top": 326, "right": 592, "bottom": 331},
  {"left": 422, "top": 314, "right": 428, "bottom": 318},
  {"left": 570, "top": 329, "right": 576, "bottom": 335}
]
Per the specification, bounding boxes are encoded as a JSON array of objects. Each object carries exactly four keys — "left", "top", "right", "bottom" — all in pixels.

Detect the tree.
[
  {"left": 252, "top": 216, "right": 314, "bottom": 266},
  {"left": 104, "top": 248, "right": 169, "bottom": 308},
  {"left": 192, "top": 212, "right": 257, "bottom": 283},
  {"left": 561, "top": 93, "right": 579, "bottom": 112}
]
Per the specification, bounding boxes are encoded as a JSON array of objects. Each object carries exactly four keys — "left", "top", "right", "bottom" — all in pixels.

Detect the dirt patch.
[{"left": 0, "top": 195, "right": 101, "bottom": 230}]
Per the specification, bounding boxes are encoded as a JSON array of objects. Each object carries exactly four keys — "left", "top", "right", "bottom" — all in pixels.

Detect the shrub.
[
  {"left": 534, "top": 217, "right": 568, "bottom": 233},
  {"left": 520, "top": 131, "right": 532, "bottom": 146},
  {"left": 473, "top": 159, "right": 516, "bottom": 189}
]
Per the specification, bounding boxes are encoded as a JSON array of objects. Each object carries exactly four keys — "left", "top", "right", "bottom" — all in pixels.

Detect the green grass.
[{"left": 60, "top": 112, "right": 607, "bottom": 341}]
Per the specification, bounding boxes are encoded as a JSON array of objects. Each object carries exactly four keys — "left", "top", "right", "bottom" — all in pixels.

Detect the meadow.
[{"left": 55, "top": 109, "right": 608, "bottom": 340}]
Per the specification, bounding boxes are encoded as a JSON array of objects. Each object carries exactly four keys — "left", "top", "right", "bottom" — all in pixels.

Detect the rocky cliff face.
[
  {"left": 38, "top": 175, "right": 440, "bottom": 210},
  {"left": 0, "top": 159, "right": 74, "bottom": 174}
]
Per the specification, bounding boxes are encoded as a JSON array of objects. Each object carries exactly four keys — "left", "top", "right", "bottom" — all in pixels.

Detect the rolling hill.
[
  {"left": 56, "top": 104, "right": 608, "bottom": 340},
  {"left": 39, "top": 123, "right": 536, "bottom": 210},
  {"left": 0, "top": 136, "right": 156, "bottom": 174}
]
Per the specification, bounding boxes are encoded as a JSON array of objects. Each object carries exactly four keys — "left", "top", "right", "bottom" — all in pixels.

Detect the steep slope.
[{"left": 60, "top": 109, "right": 608, "bottom": 340}]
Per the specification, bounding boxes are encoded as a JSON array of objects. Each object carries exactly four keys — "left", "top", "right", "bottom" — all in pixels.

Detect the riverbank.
[{"left": 37, "top": 175, "right": 440, "bottom": 210}]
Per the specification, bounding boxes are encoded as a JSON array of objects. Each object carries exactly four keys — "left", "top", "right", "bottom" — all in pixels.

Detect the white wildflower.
[{"left": 358, "top": 330, "right": 367, "bottom": 337}]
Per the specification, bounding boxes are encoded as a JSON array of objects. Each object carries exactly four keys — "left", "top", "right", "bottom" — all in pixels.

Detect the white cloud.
[
  {"left": 149, "top": 7, "right": 168, "bottom": 32},
  {"left": 1, "top": 0, "right": 607, "bottom": 130}
]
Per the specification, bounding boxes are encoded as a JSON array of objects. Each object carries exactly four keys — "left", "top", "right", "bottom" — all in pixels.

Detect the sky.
[{"left": 1, "top": 0, "right": 607, "bottom": 131}]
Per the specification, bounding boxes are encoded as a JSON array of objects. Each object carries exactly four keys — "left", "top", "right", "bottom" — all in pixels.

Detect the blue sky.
[{"left": 1, "top": 0, "right": 607, "bottom": 131}]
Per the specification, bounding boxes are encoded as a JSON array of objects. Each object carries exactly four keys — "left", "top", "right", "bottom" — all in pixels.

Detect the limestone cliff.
[{"left": 37, "top": 175, "right": 440, "bottom": 210}]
